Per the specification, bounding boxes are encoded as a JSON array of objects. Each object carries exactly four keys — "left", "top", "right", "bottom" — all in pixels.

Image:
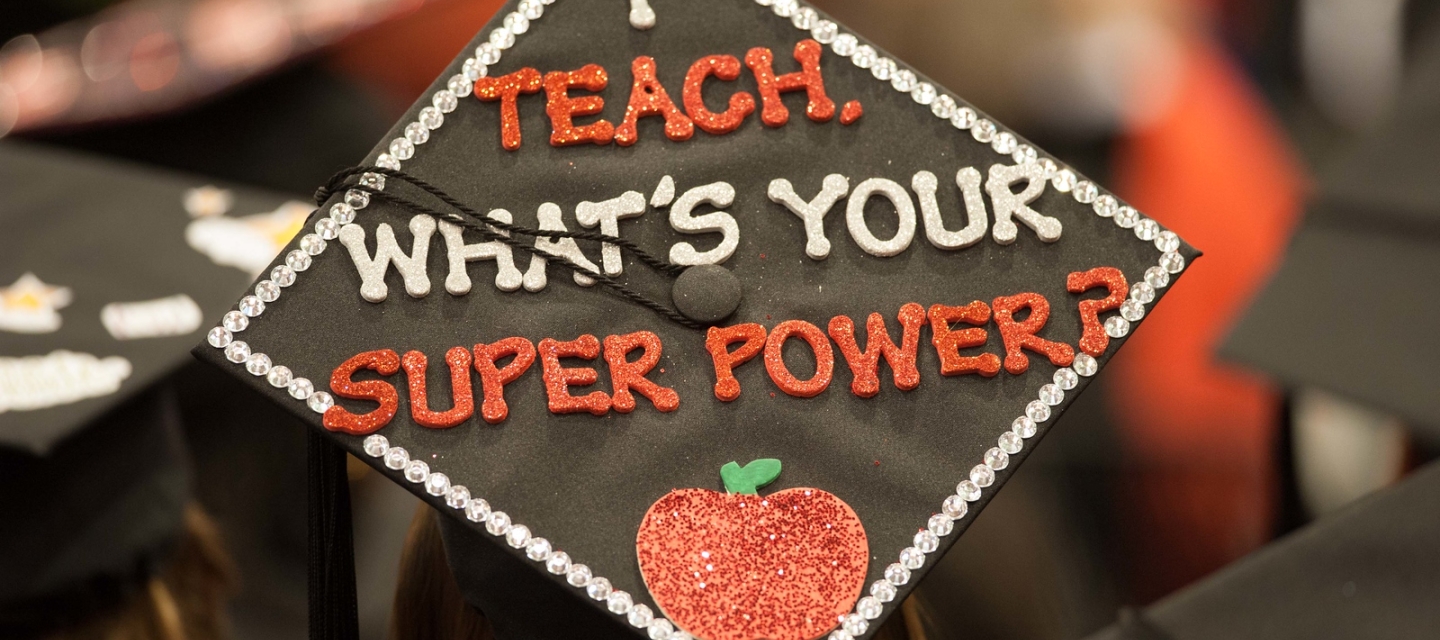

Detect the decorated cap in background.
[
  {"left": 192, "top": 1, "right": 1199, "bottom": 639},
  {"left": 0, "top": 141, "right": 313, "bottom": 453},
  {"left": 0, "top": 141, "right": 306, "bottom": 635}
]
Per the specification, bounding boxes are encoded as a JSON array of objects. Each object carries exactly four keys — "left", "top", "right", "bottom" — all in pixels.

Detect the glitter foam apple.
[{"left": 635, "top": 459, "right": 869, "bottom": 640}]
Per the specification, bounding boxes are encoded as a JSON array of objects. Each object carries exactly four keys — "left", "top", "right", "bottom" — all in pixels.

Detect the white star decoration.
[
  {"left": 185, "top": 200, "right": 312, "bottom": 276},
  {"left": 0, "top": 272, "right": 72, "bottom": 334},
  {"left": 184, "top": 185, "right": 234, "bottom": 218}
]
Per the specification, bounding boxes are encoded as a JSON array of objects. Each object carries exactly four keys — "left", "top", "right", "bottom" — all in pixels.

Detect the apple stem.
[{"left": 720, "top": 459, "right": 782, "bottom": 494}]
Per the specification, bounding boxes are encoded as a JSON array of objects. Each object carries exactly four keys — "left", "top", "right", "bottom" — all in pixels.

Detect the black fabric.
[
  {"left": 195, "top": 0, "right": 1198, "bottom": 637},
  {"left": 1111, "top": 609, "right": 1173, "bottom": 640},
  {"left": 1223, "top": 218, "right": 1440, "bottom": 433},
  {"left": 0, "top": 386, "right": 188, "bottom": 638},
  {"left": 308, "top": 429, "right": 360, "bottom": 640},
  {"left": 1221, "top": 18, "right": 1440, "bottom": 435},
  {"left": 1084, "top": 462, "right": 1440, "bottom": 640}
]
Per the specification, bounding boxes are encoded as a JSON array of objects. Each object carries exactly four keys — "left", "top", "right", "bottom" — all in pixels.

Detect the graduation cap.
[
  {"left": 1221, "top": 19, "right": 1440, "bottom": 436},
  {"left": 1084, "top": 461, "right": 1440, "bottom": 640},
  {"left": 192, "top": 1, "right": 1199, "bottom": 638},
  {"left": 0, "top": 141, "right": 304, "bottom": 635}
]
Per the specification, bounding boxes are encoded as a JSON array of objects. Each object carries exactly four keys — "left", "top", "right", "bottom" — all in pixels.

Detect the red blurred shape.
[
  {"left": 1107, "top": 38, "right": 1306, "bottom": 601},
  {"left": 130, "top": 31, "right": 179, "bottom": 91},
  {"left": 327, "top": 0, "right": 510, "bottom": 113}
]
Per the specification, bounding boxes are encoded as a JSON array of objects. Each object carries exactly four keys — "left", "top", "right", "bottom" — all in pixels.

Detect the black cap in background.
[
  {"left": 0, "top": 142, "right": 311, "bottom": 453},
  {"left": 1221, "top": 19, "right": 1440, "bottom": 437},
  {"left": 1084, "top": 461, "right": 1440, "bottom": 640}
]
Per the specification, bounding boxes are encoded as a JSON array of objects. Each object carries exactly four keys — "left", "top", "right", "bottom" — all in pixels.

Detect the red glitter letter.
[
  {"left": 325, "top": 349, "right": 401, "bottom": 435},
  {"left": 705, "top": 323, "right": 767, "bottom": 402},
  {"left": 682, "top": 54, "right": 755, "bottom": 135},
  {"left": 828, "top": 303, "right": 925, "bottom": 398},
  {"left": 538, "top": 335, "right": 612, "bottom": 415},
  {"left": 543, "top": 65, "right": 615, "bottom": 147},
  {"left": 603, "top": 331, "right": 679, "bottom": 413},
  {"left": 764, "top": 320, "right": 835, "bottom": 398},
  {"left": 472, "top": 337, "right": 536, "bottom": 424},
  {"left": 615, "top": 56, "right": 695, "bottom": 146},
  {"left": 992, "top": 293, "right": 1076, "bottom": 375},
  {"left": 928, "top": 302, "right": 1001, "bottom": 377},
  {"left": 744, "top": 39, "right": 836, "bottom": 127},
  {"left": 474, "top": 68, "right": 543, "bottom": 151},
  {"left": 402, "top": 348, "right": 475, "bottom": 428},
  {"left": 1066, "top": 266, "right": 1128, "bottom": 357}
]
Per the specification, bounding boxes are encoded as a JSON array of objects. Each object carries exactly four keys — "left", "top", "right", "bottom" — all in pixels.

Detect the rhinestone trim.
[{"left": 206, "top": 1, "right": 1187, "bottom": 636}]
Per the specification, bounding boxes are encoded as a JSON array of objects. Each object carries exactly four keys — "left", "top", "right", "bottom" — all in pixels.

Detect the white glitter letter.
[
  {"left": 534, "top": 203, "right": 601, "bottom": 287},
  {"left": 438, "top": 210, "right": 531, "bottom": 294},
  {"left": 629, "top": 0, "right": 656, "bottom": 29},
  {"left": 668, "top": 182, "right": 739, "bottom": 266},
  {"left": 576, "top": 191, "right": 647, "bottom": 276},
  {"left": 986, "top": 163, "right": 1061, "bottom": 244},
  {"left": 339, "top": 215, "right": 436, "bottom": 303},
  {"left": 845, "top": 178, "right": 916, "bottom": 257},
  {"left": 651, "top": 175, "right": 676, "bottom": 208},
  {"left": 914, "top": 168, "right": 988, "bottom": 250},
  {"left": 768, "top": 174, "right": 848, "bottom": 260}
]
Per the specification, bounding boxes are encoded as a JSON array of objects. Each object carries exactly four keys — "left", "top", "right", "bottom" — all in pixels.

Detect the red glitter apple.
[{"left": 635, "top": 459, "right": 869, "bottom": 640}]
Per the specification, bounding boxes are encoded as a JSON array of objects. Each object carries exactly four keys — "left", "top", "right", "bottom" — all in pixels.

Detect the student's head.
[
  {"left": 2, "top": 388, "right": 235, "bottom": 640},
  {"left": 43, "top": 505, "right": 236, "bottom": 640}
]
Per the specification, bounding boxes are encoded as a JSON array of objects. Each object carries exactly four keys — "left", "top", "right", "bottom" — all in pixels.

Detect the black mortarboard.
[
  {"left": 0, "top": 141, "right": 313, "bottom": 453},
  {"left": 1221, "top": 20, "right": 1440, "bottom": 435},
  {"left": 192, "top": 2, "right": 1199, "bottom": 639},
  {"left": 0, "top": 141, "right": 304, "bottom": 635},
  {"left": 1084, "top": 461, "right": 1440, "bottom": 640}
]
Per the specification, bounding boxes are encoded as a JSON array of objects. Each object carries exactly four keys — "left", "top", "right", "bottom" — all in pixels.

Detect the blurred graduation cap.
[
  {"left": 1084, "top": 460, "right": 1440, "bottom": 640},
  {"left": 192, "top": 1, "right": 1200, "bottom": 639},
  {"left": 1221, "top": 18, "right": 1440, "bottom": 436},
  {"left": 0, "top": 141, "right": 307, "bottom": 636}
]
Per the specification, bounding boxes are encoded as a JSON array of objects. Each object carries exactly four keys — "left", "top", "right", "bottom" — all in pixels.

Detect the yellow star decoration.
[
  {"left": 184, "top": 199, "right": 314, "bottom": 276},
  {"left": 251, "top": 202, "right": 312, "bottom": 248},
  {"left": 0, "top": 273, "right": 71, "bottom": 313},
  {"left": 0, "top": 273, "right": 73, "bottom": 333}
]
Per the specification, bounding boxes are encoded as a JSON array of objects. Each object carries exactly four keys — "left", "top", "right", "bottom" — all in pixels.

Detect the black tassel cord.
[
  {"left": 316, "top": 166, "right": 705, "bottom": 330},
  {"left": 307, "top": 429, "right": 359, "bottom": 640}
]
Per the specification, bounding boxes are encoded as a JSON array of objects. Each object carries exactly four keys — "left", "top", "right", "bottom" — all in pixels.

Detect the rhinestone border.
[{"left": 201, "top": 1, "right": 1190, "bottom": 638}]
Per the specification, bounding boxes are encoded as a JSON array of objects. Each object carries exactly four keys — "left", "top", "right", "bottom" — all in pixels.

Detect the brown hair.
[
  {"left": 389, "top": 504, "right": 930, "bottom": 640},
  {"left": 46, "top": 504, "right": 237, "bottom": 640},
  {"left": 388, "top": 504, "right": 494, "bottom": 640}
]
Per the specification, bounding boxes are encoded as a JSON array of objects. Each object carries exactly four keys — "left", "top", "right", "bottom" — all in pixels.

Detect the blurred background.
[{"left": 3, "top": 0, "right": 1438, "bottom": 638}]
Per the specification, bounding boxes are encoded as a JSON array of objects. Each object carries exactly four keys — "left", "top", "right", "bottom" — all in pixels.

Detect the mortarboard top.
[
  {"left": 192, "top": 1, "right": 1199, "bottom": 638},
  {"left": 1221, "top": 20, "right": 1440, "bottom": 436},
  {"left": 0, "top": 141, "right": 306, "bottom": 635},
  {"left": 1084, "top": 461, "right": 1440, "bottom": 640},
  {"left": 0, "top": 141, "right": 313, "bottom": 453}
]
